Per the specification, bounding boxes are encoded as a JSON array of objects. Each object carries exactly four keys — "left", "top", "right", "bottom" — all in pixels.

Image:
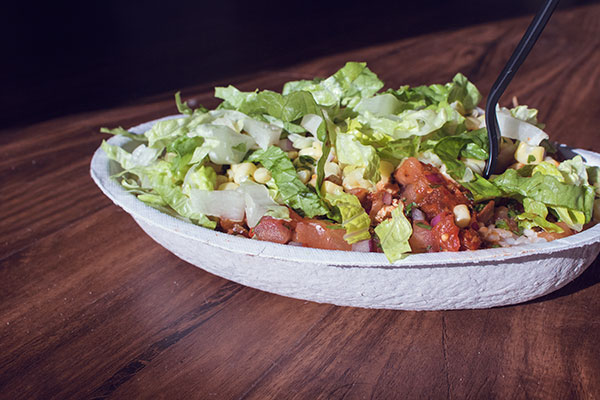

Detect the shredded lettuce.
[
  {"left": 237, "top": 181, "right": 289, "bottom": 228},
  {"left": 324, "top": 192, "right": 371, "bottom": 244},
  {"left": 510, "top": 105, "right": 545, "bottom": 129},
  {"left": 374, "top": 204, "right": 413, "bottom": 263},
  {"left": 491, "top": 168, "right": 595, "bottom": 224},
  {"left": 248, "top": 146, "right": 329, "bottom": 218},
  {"left": 283, "top": 61, "right": 383, "bottom": 108},
  {"left": 432, "top": 131, "right": 502, "bottom": 201},
  {"left": 515, "top": 198, "right": 564, "bottom": 233},
  {"left": 495, "top": 107, "right": 549, "bottom": 145},
  {"left": 336, "top": 120, "right": 380, "bottom": 182}
]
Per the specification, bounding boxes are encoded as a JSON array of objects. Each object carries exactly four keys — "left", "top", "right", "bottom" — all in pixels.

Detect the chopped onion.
[
  {"left": 425, "top": 174, "right": 443, "bottom": 184},
  {"left": 431, "top": 213, "right": 443, "bottom": 227},
  {"left": 383, "top": 192, "right": 392, "bottom": 205},
  {"left": 412, "top": 208, "right": 426, "bottom": 221},
  {"left": 352, "top": 239, "right": 372, "bottom": 252},
  {"left": 278, "top": 138, "right": 295, "bottom": 151}
]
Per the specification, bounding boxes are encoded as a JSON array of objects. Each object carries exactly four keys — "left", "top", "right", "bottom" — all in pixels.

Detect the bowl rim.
[{"left": 90, "top": 116, "right": 600, "bottom": 268}]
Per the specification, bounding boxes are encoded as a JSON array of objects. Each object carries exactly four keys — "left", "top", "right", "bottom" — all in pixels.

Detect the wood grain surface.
[{"left": 2, "top": 4, "right": 600, "bottom": 399}]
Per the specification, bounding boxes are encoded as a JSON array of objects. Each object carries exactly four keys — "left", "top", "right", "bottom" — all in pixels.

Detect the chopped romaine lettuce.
[
  {"left": 374, "top": 204, "right": 413, "bottom": 263},
  {"left": 248, "top": 146, "right": 329, "bottom": 218},
  {"left": 325, "top": 192, "right": 371, "bottom": 244}
]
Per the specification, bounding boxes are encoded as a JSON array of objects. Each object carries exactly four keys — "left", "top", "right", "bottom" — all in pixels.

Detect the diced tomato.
[
  {"left": 252, "top": 216, "right": 293, "bottom": 244},
  {"left": 293, "top": 220, "right": 352, "bottom": 251},
  {"left": 409, "top": 220, "right": 437, "bottom": 253},
  {"left": 219, "top": 218, "right": 250, "bottom": 237},
  {"left": 394, "top": 157, "right": 471, "bottom": 220},
  {"left": 431, "top": 212, "right": 461, "bottom": 252},
  {"left": 460, "top": 228, "right": 482, "bottom": 250}
]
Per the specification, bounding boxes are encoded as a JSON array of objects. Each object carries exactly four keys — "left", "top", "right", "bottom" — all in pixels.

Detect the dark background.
[{"left": 2, "top": 0, "right": 595, "bottom": 129}]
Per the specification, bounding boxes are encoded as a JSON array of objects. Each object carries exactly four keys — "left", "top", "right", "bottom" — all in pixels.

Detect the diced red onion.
[
  {"left": 431, "top": 213, "right": 443, "bottom": 227},
  {"left": 383, "top": 192, "right": 392, "bottom": 205},
  {"left": 352, "top": 239, "right": 372, "bottom": 252},
  {"left": 411, "top": 208, "right": 426, "bottom": 221},
  {"left": 425, "top": 174, "right": 443, "bottom": 184},
  {"left": 278, "top": 138, "right": 295, "bottom": 152}
]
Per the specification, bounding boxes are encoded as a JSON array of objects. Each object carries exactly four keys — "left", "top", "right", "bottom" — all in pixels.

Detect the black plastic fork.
[{"left": 483, "top": 0, "right": 560, "bottom": 178}]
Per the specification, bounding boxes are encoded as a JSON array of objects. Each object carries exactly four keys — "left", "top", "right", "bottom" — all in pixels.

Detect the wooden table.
[{"left": 2, "top": 4, "right": 600, "bottom": 399}]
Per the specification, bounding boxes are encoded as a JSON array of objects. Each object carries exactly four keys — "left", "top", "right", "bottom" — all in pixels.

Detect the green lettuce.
[
  {"left": 491, "top": 168, "right": 595, "bottom": 224},
  {"left": 282, "top": 61, "right": 384, "bottom": 108},
  {"left": 432, "top": 131, "right": 502, "bottom": 201},
  {"left": 103, "top": 142, "right": 215, "bottom": 228},
  {"left": 336, "top": 120, "right": 380, "bottom": 182},
  {"left": 510, "top": 105, "right": 545, "bottom": 129},
  {"left": 374, "top": 204, "right": 413, "bottom": 263},
  {"left": 100, "top": 127, "right": 147, "bottom": 141},
  {"left": 144, "top": 117, "right": 190, "bottom": 148},
  {"left": 515, "top": 198, "right": 564, "bottom": 233},
  {"left": 386, "top": 73, "right": 481, "bottom": 113},
  {"left": 248, "top": 146, "right": 329, "bottom": 218},
  {"left": 182, "top": 165, "right": 217, "bottom": 196},
  {"left": 325, "top": 192, "right": 371, "bottom": 244}
]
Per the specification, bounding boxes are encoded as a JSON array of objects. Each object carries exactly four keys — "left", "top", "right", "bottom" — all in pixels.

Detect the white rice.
[{"left": 479, "top": 225, "right": 548, "bottom": 247}]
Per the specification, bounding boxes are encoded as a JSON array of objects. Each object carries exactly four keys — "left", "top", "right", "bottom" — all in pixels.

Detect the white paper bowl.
[{"left": 90, "top": 117, "right": 600, "bottom": 310}]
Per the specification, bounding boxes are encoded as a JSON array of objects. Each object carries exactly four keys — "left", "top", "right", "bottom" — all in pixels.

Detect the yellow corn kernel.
[
  {"left": 322, "top": 180, "right": 344, "bottom": 195},
  {"left": 324, "top": 162, "right": 341, "bottom": 178},
  {"left": 231, "top": 162, "right": 257, "bottom": 184},
  {"left": 453, "top": 204, "right": 471, "bottom": 228},
  {"left": 218, "top": 182, "right": 239, "bottom": 191},
  {"left": 379, "top": 160, "right": 394, "bottom": 180},
  {"left": 297, "top": 169, "right": 311, "bottom": 184},
  {"left": 298, "top": 141, "right": 323, "bottom": 160},
  {"left": 514, "top": 141, "right": 545, "bottom": 165},
  {"left": 252, "top": 167, "right": 271, "bottom": 184},
  {"left": 308, "top": 173, "right": 317, "bottom": 187},
  {"left": 342, "top": 167, "right": 375, "bottom": 191},
  {"left": 216, "top": 175, "right": 229, "bottom": 185}
]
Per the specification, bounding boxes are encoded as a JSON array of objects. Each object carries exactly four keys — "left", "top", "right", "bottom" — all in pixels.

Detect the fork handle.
[{"left": 483, "top": 0, "right": 560, "bottom": 178}]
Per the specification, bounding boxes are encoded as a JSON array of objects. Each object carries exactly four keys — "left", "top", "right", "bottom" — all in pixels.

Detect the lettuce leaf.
[
  {"left": 386, "top": 73, "right": 481, "bottom": 113},
  {"left": 432, "top": 131, "right": 502, "bottom": 201},
  {"left": 496, "top": 107, "right": 549, "bottom": 145},
  {"left": 237, "top": 181, "right": 289, "bottom": 228},
  {"left": 336, "top": 120, "right": 380, "bottom": 182},
  {"left": 374, "top": 204, "right": 412, "bottom": 263},
  {"left": 283, "top": 61, "right": 383, "bottom": 108},
  {"left": 510, "top": 105, "right": 545, "bottom": 129},
  {"left": 248, "top": 146, "right": 329, "bottom": 218},
  {"left": 515, "top": 198, "right": 564, "bottom": 233},
  {"left": 324, "top": 192, "right": 371, "bottom": 244},
  {"left": 100, "top": 126, "right": 147, "bottom": 141},
  {"left": 188, "top": 124, "right": 256, "bottom": 165},
  {"left": 183, "top": 165, "right": 216, "bottom": 196},
  {"left": 491, "top": 168, "right": 595, "bottom": 223}
]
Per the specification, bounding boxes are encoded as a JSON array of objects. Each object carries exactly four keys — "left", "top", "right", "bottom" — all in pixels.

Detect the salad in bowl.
[{"left": 100, "top": 62, "right": 600, "bottom": 263}]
